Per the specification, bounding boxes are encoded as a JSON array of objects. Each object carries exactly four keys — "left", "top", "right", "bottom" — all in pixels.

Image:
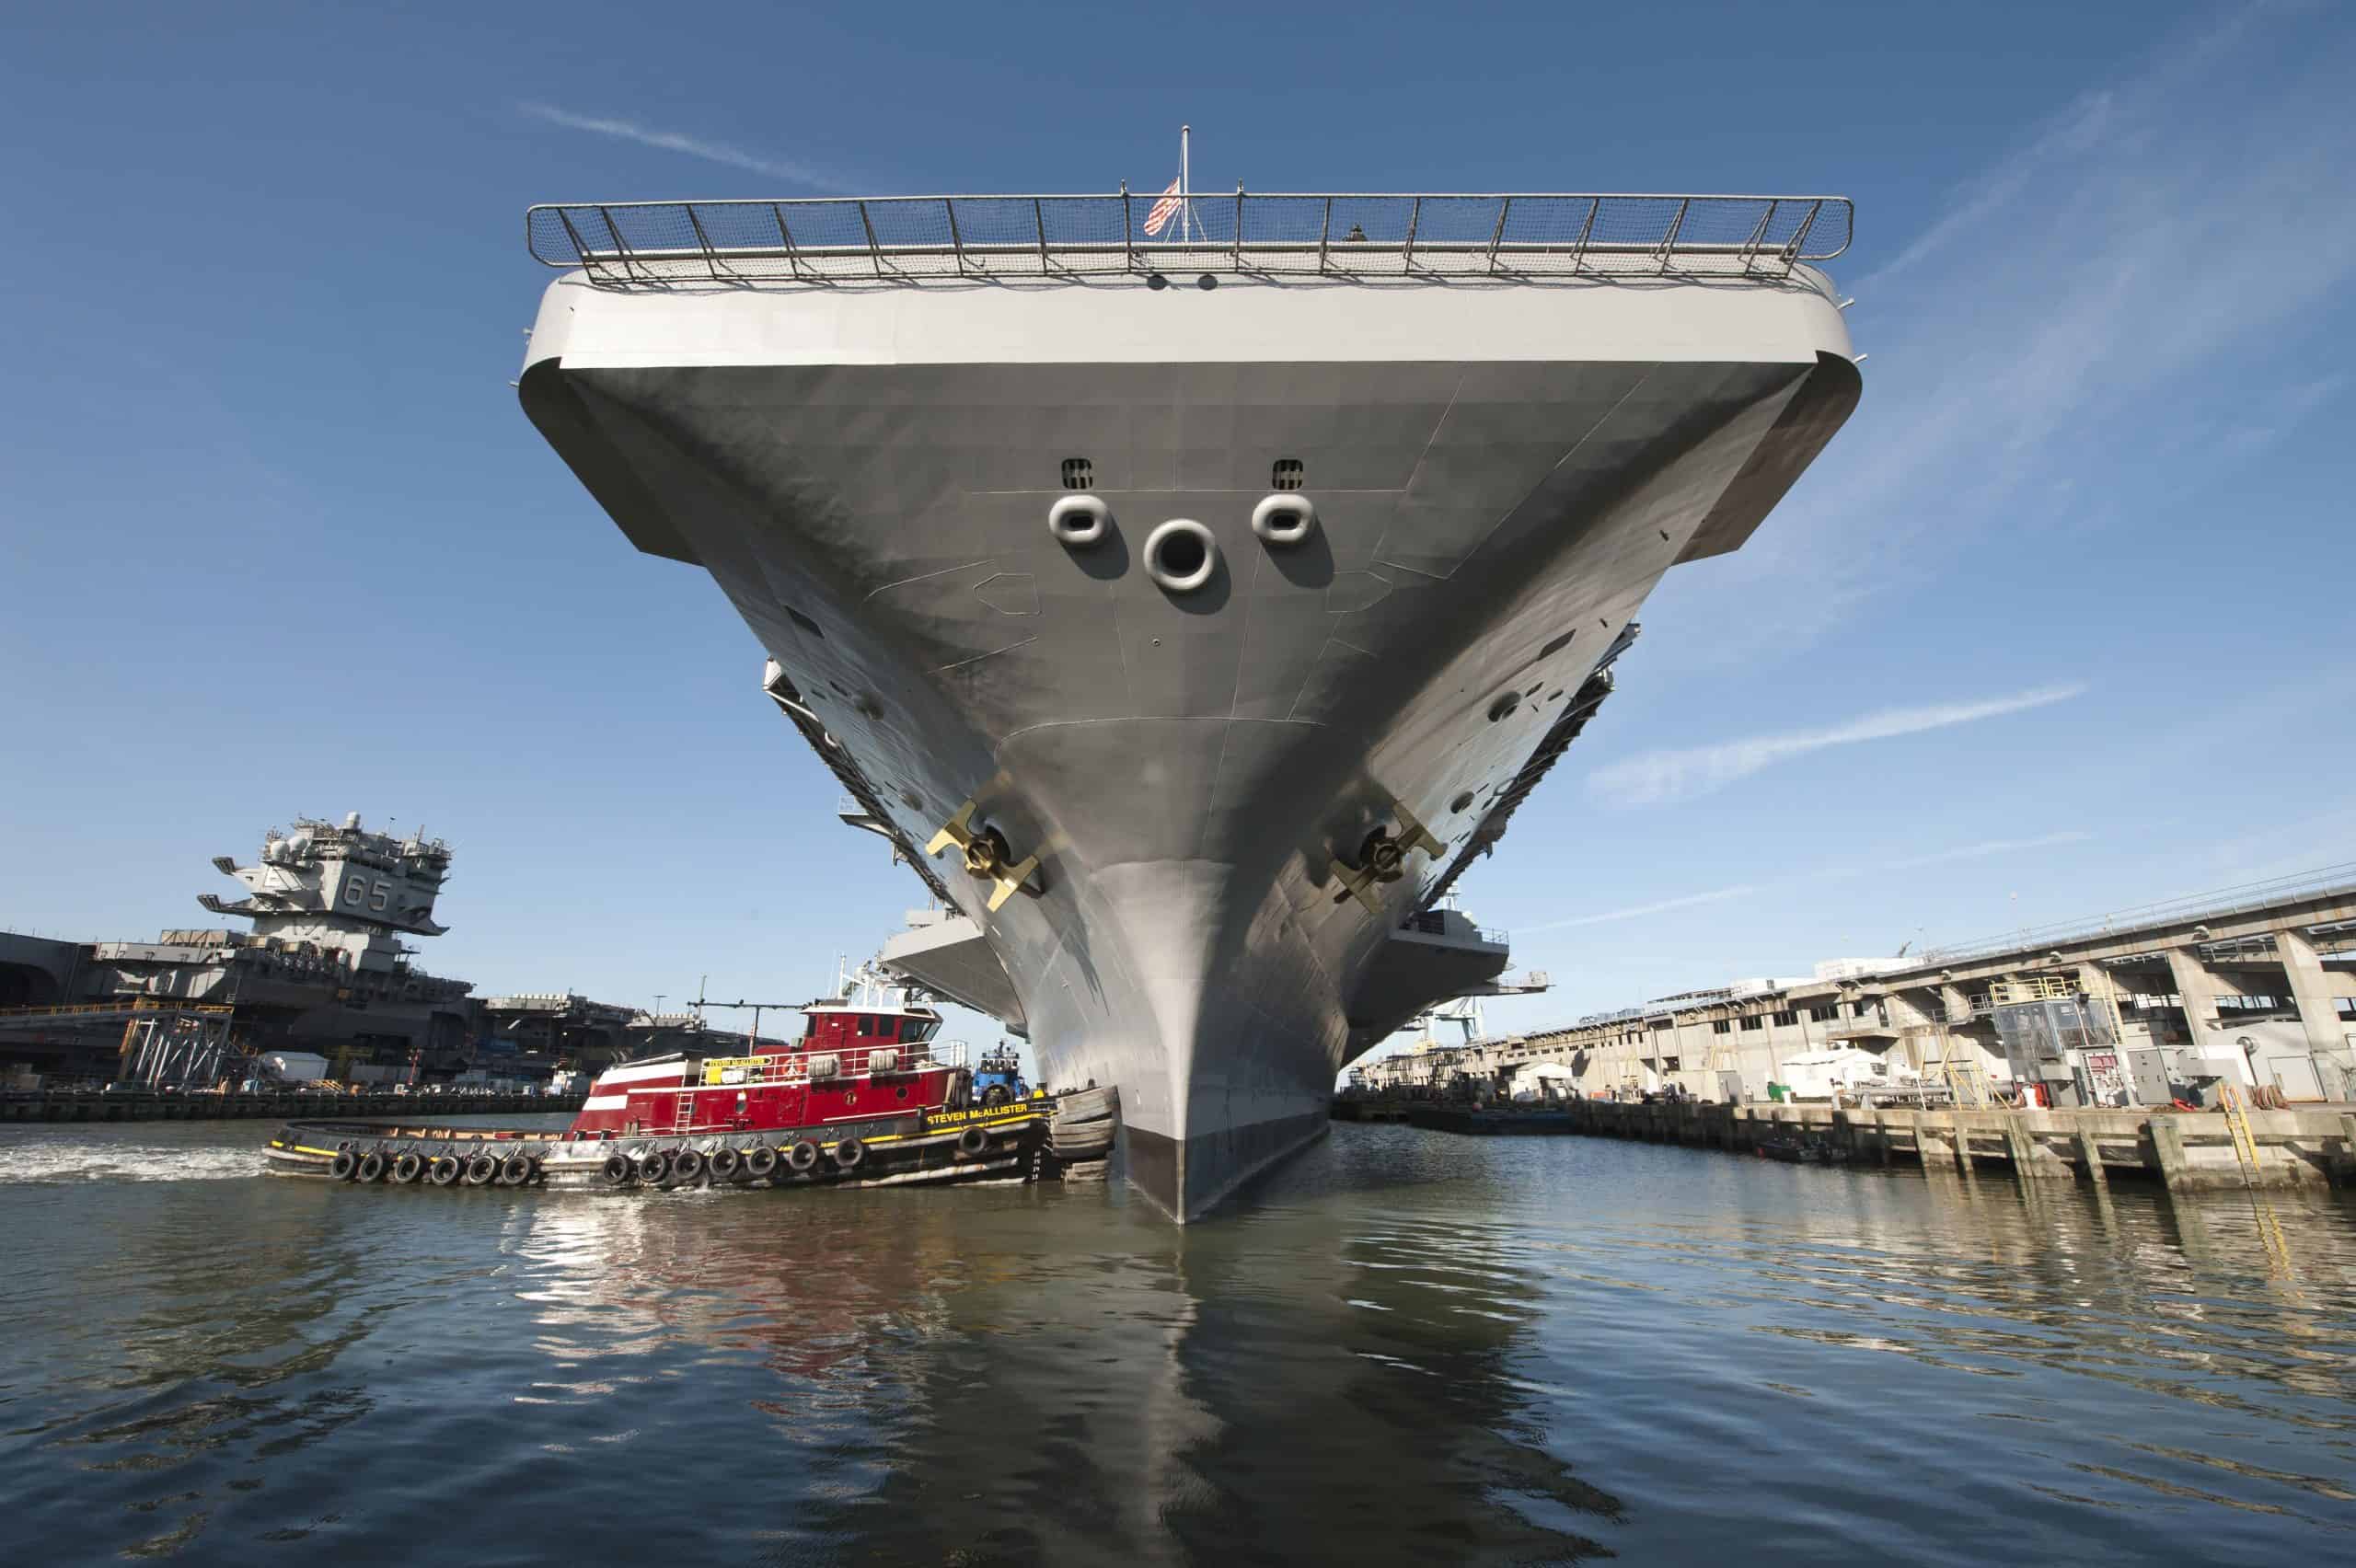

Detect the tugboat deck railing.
[{"left": 526, "top": 191, "right": 1852, "bottom": 285}]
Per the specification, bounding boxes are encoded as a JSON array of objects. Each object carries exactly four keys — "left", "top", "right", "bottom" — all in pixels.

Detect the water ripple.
[{"left": 0, "top": 1119, "right": 2352, "bottom": 1562}]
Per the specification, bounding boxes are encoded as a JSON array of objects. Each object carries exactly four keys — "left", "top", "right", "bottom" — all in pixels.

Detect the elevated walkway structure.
[{"left": 0, "top": 997, "right": 238, "bottom": 1088}]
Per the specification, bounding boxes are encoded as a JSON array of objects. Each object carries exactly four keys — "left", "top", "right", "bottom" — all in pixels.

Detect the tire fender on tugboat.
[
  {"left": 673, "top": 1147, "right": 706, "bottom": 1183},
  {"left": 833, "top": 1138, "right": 866, "bottom": 1172},
  {"left": 463, "top": 1153, "right": 499, "bottom": 1187},
  {"left": 956, "top": 1126, "right": 989, "bottom": 1158},
  {"left": 392, "top": 1151, "right": 424, "bottom": 1184},
  {"left": 601, "top": 1153, "right": 634, "bottom": 1186},
  {"left": 745, "top": 1146, "right": 779, "bottom": 1179},
  {"left": 428, "top": 1154, "right": 464, "bottom": 1186},
  {"left": 329, "top": 1150, "right": 358, "bottom": 1181},
  {"left": 787, "top": 1140, "right": 822, "bottom": 1173}
]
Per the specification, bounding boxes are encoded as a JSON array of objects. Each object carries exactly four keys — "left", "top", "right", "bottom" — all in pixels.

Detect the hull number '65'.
[{"left": 342, "top": 875, "right": 394, "bottom": 912}]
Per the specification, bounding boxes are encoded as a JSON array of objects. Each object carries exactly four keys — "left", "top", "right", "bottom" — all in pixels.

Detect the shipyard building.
[{"left": 1358, "top": 870, "right": 2356, "bottom": 1110}]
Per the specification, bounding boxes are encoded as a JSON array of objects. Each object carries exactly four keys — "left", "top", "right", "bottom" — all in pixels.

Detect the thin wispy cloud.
[
  {"left": 1515, "top": 830, "right": 2092, "bottom": 935},
  {"left": 1587, "top": 683, "right": 2086, "bottom": 808},
  {"left": 1877, "top": 830, "right": 2091, "bottom": 872},
  {"left": 518, "top": 103, "right": 848, "bottom": 190},
  {"left": 1519, "top": 884, "right": 1761, "bottom": 934},
  {"left": 1639, "top": 1, "right": 2356, "bottom": 671}
]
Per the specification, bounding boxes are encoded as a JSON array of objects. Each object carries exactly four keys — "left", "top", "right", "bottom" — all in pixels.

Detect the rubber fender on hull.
[
  {"left": 355, "top": 1151, "right": 387, "bottom": 1183},
  {"left": 956, "top": 1126, "right": 990, "bottom": 1158},
  {"left": 672, "top": 1147, "right": 706, "bottom": 1182},
  {"left": 329, "top": 1150, "right": 358, "bottom": 1181},
  {"left": 638, "top": 1150, "right": 672, "bottom": 1184},
  {"left": 833, "top": 1138, "right": 866, "bottom": 1172},
  {"left": 428, "top": 1155, "right": 464, "bottom": 1186},
  {"left": 602, "top": 1154, "right": 634, "bottom": 1186},
  {"left": 391, "top": 1152, "right": 425, "bottom": 1184},
  {"left": 745, "top": 1147, "right": 780, "bottom": 1179},
  {"left": 496, "top": 1153, "right": 533, "bottom": 1186},
  {"left": 463, "top": 1154, "right": 499, "bottom": 1187},
  {"left": 709, "top": 1147, "right": 743, "bottom": 1182},
  {"left": 786, "top": 1140, "right": 822, "bottom": 1173}
]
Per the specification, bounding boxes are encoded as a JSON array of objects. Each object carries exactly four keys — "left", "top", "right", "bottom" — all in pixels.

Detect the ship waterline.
[{"left": 520, "top": 212, "right": 1860, "bottom": 1218}]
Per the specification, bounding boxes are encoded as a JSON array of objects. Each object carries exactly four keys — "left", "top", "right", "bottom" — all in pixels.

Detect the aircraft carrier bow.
[{"left": 515, "top": 189, "right": 1861, "bottom": 1219}]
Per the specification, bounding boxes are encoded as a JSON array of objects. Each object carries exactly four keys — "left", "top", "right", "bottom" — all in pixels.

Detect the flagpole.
[{"left": 1181, "top": 123, "right": 1191, "bottom": 244}]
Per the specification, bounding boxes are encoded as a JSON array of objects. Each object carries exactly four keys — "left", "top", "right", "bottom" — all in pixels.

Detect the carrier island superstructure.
[{"left": 516, "top": 189, "right": 1862, "bottom": 1219}]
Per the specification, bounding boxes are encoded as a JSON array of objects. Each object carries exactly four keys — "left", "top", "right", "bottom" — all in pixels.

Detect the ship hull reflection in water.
[
  {"left": 513, "top": 1150, "right": 1621, "bottom": 1563},
  {"left": 3, "top": 1119, "right": 2354, "bottom": 1562}
]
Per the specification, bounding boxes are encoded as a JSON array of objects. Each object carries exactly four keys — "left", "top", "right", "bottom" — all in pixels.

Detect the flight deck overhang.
[{"left": 878, "top": 913, "right": 1027, "bottom": 1035}]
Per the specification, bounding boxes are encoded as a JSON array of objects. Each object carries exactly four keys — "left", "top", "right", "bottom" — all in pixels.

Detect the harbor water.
[{"left": 4, "top": 1118, "right": 2353, "bottom": 1564}]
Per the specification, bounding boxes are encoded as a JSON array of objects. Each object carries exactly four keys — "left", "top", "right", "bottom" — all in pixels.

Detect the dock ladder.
[
  {"left": 2216, "top": 1083, "right": 2260, "bottom": 1184},
  {"left": 1925, "top": 1026, "right": 1991, "bottom": 1110}
]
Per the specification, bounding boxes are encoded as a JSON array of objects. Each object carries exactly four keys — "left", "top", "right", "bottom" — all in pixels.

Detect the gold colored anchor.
[
  {"left": 926, "top": 800, "right": 1042, "bottom": 912},
  {"left": 1330, "top": 801, "right": 1445, "bottom": 914}
]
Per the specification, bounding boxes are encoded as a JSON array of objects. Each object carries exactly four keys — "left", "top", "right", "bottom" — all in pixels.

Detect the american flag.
[{"left": 1143, "top": 176, "right": 1184, "bottom": 237}]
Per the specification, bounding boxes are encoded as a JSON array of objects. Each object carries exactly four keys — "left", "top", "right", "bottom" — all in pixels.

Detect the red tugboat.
[{"left": 264, "top": 974, "right": 1117, "bottom": 1192}]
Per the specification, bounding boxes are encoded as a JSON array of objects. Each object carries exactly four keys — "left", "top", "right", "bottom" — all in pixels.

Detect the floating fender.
[
  {"left": 956, "top": 1126, "right": 990, "bottom": 1158},
  {"left": 745, "top": 1146, "right": 780, "bottom": 1179},
  {"left": 786, "top": 1140, "right": 822, "bottom": 1173},
  {"left": 496, "top": 1153, "right": 533, "bottom": 1186},
  {"left": 390, "top": 1151, "right": 425, "bottom": 1184},
  {"left": 601, "top": 1153, "right": 634, "bottom": 1186},
  {"left": 709, "top": 1147, "right": 743, "bottom": 1182},
  {"left": 463, "top": 1153, "right": 499, "bottom": 1187},
  {"left": 638, "top": 1150, "right": 672, "bottom": 1185},
  {"left": 833, "top": 1137, "right": 867, "bottom": 1172},
  {"left": 329, "top": 1150, "right": 359, "bottom": 1182},
  {"left": 672, "top": 1147, "right": 706, "bottom": 1183},
  {"left": 355, "top": 1151, "right": 387, "bottom": 1183},
  {"left": 428, "top": 1154, "right": 464, "bottom": 1186}
]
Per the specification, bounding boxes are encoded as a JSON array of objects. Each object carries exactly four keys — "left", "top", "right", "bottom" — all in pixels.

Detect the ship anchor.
[
  {"left": 1330, "top": 801, "right": 1446, "bottom": 914},
  {"left": 926, "top": 800, "right": 1042, "bottom": 912}
]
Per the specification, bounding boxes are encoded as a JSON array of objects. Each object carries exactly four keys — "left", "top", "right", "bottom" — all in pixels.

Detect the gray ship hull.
[{"left": 521, "top": 272, "right": 1858, "bottom": 1218}]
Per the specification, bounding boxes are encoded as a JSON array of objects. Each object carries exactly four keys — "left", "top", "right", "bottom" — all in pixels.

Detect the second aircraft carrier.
[{"left": 516, "top": 187, "right": 1861, "bottom": 1219}]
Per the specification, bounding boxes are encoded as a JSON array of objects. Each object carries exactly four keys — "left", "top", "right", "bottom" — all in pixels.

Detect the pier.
[
  {"left": 1341, "top": 1096, "right": 2356, "bottom": 1190},
  {"left": 1, "top": 1088, "right": 583, "bottom": 1124}
]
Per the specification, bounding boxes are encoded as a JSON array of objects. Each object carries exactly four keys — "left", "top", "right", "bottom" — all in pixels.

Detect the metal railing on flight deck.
[{"left": 526, "top": 191, "right": 1853, "bottom": 285}]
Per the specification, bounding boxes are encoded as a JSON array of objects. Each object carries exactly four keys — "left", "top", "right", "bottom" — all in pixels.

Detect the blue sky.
[{"left": 4, "top": 1, "right": 2352, "bottom": 1069}]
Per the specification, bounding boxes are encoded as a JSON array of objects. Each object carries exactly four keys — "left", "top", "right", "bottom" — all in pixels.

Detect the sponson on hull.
[{"left": 514, "top": 185, "right": 1862, "bottom": 1219}]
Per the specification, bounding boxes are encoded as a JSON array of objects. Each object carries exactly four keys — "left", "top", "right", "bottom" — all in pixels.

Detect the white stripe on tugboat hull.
[
  {"left": 594, "top": 1060, "right": 691, "bottom": 1087},
  {"left": 580, "top": 1094, "right": 631, "bottom": 1111}
]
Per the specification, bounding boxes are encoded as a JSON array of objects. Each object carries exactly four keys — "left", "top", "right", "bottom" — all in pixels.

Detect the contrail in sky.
[
  {"left": 1518, "top": 830, "right": 2092, "bottom": 933},
  {"left": 518, "top": 103, "right": 847, "bottom": 190},
  {"left": 1587, "top": 682, "right": 2087, "bottom": 808}
]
